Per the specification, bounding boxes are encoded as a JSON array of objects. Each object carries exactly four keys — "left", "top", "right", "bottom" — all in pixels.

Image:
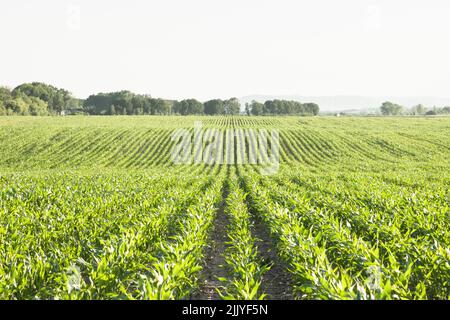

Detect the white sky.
[{"left": 1, "top": 0, "right": 450, "bottom": 100}]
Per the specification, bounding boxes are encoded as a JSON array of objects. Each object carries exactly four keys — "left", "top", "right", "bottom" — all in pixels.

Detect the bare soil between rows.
[
  {"left": 193, "top": 166, "right": 294, "bottom": 300},
  {"left": 192, "top": 179, "right": 230, "bottom": 300}
]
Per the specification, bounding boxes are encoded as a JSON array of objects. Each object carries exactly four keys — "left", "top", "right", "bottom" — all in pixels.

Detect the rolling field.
[{"left": 0, "top": 116, "right": 449, "bottom": 300}]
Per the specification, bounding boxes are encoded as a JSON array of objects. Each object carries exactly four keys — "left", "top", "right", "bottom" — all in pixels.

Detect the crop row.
[
  {"left": 239, "top": 165, "right": 449, "bottom": 299},
  {"left": 218, "top": 167, "right": 268, "bottom": 299},
  {"left": 0, "top": 166, "right": 220, "bottom": 299}
]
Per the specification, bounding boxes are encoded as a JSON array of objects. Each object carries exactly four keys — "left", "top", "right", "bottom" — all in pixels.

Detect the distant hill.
[{"left": 240, "top": 95, "right": 450, "bottom": 113}]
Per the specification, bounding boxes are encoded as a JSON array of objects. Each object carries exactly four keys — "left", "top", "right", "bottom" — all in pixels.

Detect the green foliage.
[
  {"left": 12, "top": 82, "right": 78, "bottom": 114},
  {"left": 173, "top": 99, "right": 204, "bottom": 115},
  {"left": 380, "top": 101, "right": 404, "bottom": 115},
  {"left": 84, "top": 92, "right": 175, "bottom": 115},
  {"left": 248, "top": 100, "right": 319, "bottom": 115},
  {"left": 1, "top": 82, "right": 325, "bottom": 116},
  {"left": 204, "top": 99, "right": 225, "bottom": 115},
  {"left": 26, "top": 97, "right": 49, "bottom": 116},
  {"left": 0, "top": 116, "right": 448, "bottom": 300},
  {"left": 249, "top": 101, "right": 264, "bottom": 115},
  {"left": 0, "top": 86, "right": 12, "bottom": 101},
  {"left": 0, "top": 167, "right": 223, "bottom": 299},
  {"left": 5, "top": 97, "right": 30, "bottom": 115},
  {"left": 218, "top": 168, "right": 269, "bottom": 300},
  {"left": 202, "top": 98, "right": 241, "bottom": 115},
  {"left": 0, "top": 88, "right": 9, "bottom": 115},
  {"left": 241, "top": 165, "right": 449, "bottom": 299},
  {"left": 410, "top": 104, "right": 426, "bottom": 115},
  {"left": 224, "top": 98, "right": 241, "bottom": 115}
]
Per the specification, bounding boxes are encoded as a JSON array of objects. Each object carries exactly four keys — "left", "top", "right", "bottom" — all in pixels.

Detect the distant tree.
[
  {"left": 27, "top": 96, "right": 49, "bottom": 115},
  {"left": 425, "top": 110, "right": 437, "bottom": 116},
  {"left": 224, "top": 98, "right": 241, "bottom": 114},
  {"left": 303, "top": 102, "right": 320, "bottom": 115},
  {"left": 125, "top": 100, "right": 133, "bottom": 115},
  {"left": 0, "top": 86, "right": 11, "bottom": 101},
  {"left": 147, "top": 98, "right": 158, "bottom": 115},
  {"left": 428, "top": 106, "right": 450, "bottom": 115},
  {"left": 51, "top": 93, "right": 65, "bottom": 113},
  {"left": 142, "top": 96, "right": 153, "bottom": 114},
  {"left": 172, "top": 101, "right": 182, "bottom": 115},
  {"left": 411, "top": 104, "right": 426, "bottom": 115},
  {"left": 263, "top": 100, "right": 275, "bottom": 114},
  {"left": 204, "top": 99, "right": 225, "bottom": 115},
  {"left": 0, "top": 87, "right": 11, "bottom": 115},
  {"left": 12, "top": 82, "right": 75, "bottom": 114},
  {"left": 65, "top": 97, "right": 81, "bottom": 109},
  {"left": 154, "top": 98, "right": 171, "bottom": 114},
  {"left": 257, "top": 100, "right": 319, "bottom": 115},
  {"left": 131, "top": 95, "right": 145, "bottom": 114},
  {"left": 380, "top": 101, "right": 404, "bottom": 115},
  {"left": 249, "top": 100, "right": 264, "bottom": 115},
  {"left": 5, "top": 97, "right": 29, "bottom": 115},
  {"left": 173, "top": 99, "right": 204, "bottom": 115},
  {"left": 186, "top": 99, "right": 204, "bottom": 114},
  {"left": 245, "top": 103, "right": 250, "bottom": 116},
  {"left": 84, "top": 91, "right": 176, "bottom": 115},
  {"left": 2, "top": 82, "right": 326, "bottom": 117},
  {"left": 84, "top": 93, "right": 112, "bottom": 114}
]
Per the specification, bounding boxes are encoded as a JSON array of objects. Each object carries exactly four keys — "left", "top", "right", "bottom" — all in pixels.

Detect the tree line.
[
  {"left": 4, "top": 83, "right": 450, "bottom": 117},
  {"left": 0, "top": 83, "right": 81, "bottom": 116},
  {"left": 245, "top": 100, "right": 319, "bottom": 116},
  {"left": 81, "top": 92, "right": 318, "bottom": 115},
  {"left": 380, "top": 101, "right": 450, "bottom": 116},
  {"left": 84, "top": 93, "right": 243, "bottom": 115},
  {"left": 0, "top": 82, "right": 321, "bottom": 116}
]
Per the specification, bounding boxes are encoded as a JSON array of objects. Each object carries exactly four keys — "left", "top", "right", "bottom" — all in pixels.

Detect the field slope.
[{"left": 0, "top": 116, "right": 448, "bottom": 300}]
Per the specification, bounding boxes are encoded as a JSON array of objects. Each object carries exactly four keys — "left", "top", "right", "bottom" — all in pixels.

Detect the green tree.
[
  {"left": 153, "top": 98, "right": 171, "bottom": 114},
  {"left": 0, "top": 86, "right": 11, "bottom": 101},
  {"left": 65, "top": 98, "right": 82, "bottom": 110},
  {"left": 5, "top": 97, "right": 29, "bottom": 115},
  {"left": 380, "top": 101, "right": 404, "bottom": 115},
  {"left": 12, "top": 82, "right": 75, "bottom": 114},
  {"left": 245, "top": 103, "right": 250, "bottom": 115},
  {"left": 303, "top": 103, "right": 320, "bottom": 115},
  {"left": 204, "top": 99, "right": 225, "bottom": 115},
  {"left": 173, "top": 99, "right": 204, "bottom": 115},
  {"left": 224, "top": 98, "right": 241, "bottom": 114},
  {"left": 27, "top": 96, "right": 49, "bottom": 115},
  {"left": 250, "top": 100, "right": 264, "bottom": 115},
  {"left": 187, "top": 99, "right": 204, "bottom": 114},
  {"left": 411, "top": 104, "right": 426, "bottom": 115}
]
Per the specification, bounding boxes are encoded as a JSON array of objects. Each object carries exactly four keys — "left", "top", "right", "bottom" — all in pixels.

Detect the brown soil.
[
  {"left": 251, "top": 211, "right": 294, "bottom": 300},
  {"left": 192, "top": 180, "right": 229, "bottom": 300}
]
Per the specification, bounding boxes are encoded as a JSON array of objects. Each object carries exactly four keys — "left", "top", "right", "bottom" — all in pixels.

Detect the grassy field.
[{"left": 0, "top": 116, "right": 448, "bottom": 299}]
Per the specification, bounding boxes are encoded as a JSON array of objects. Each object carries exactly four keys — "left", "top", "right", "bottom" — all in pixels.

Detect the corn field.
[{"left": 0, "top": 116, "right": 448, "bottom": 300}]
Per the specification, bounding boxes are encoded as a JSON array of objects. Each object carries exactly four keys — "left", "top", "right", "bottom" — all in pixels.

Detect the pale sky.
[{"left": 1, "top": 0, "right": 450, "bottom": 100}]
